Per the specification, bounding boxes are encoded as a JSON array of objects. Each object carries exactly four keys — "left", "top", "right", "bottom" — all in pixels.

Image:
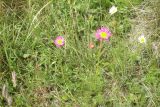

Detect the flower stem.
[{"left": 96, "top": 41, "right": 103, "bottom": 75}]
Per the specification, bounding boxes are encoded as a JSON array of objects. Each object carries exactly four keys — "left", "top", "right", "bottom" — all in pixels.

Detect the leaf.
[{"left": 23, "top": 54, "right": 30, "bottom": 58}]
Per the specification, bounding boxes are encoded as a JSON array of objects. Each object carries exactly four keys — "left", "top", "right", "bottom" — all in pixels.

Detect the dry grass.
[{"left": 130, "top": 0, "right": 160, "bottom": 40}]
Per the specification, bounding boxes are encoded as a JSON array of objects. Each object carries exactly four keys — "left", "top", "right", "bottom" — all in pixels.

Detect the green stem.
[{"left": 96, "top": 41, "right": 103, "bottom": 74}]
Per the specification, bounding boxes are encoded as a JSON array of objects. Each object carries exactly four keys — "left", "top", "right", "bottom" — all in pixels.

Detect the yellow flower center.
[
  {"left": 57, "top": 39, "right": 63, "bottom": 45},
  {"left": 100, "top": 32, "right": 107, "bottom": 39},
  {"left": 140, "top": 38, "right": 145, "bottom": 43}
]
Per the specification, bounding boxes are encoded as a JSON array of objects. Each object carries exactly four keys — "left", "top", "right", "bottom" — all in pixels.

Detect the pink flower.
[
  {"left": 95, "top": 27, "right": 112, "bottom": 41},
  {"left": 54, "top": 36, "right": 65, "bottom": 47}
]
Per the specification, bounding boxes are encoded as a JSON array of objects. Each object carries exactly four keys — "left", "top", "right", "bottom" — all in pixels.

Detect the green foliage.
[{"left": 0, "top": 0, "right": 160, "bottom": 106}]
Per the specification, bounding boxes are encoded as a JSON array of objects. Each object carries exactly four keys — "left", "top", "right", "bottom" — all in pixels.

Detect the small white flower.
[
  {"left": 138, "top": 34, "right": 146, "bottom": 44},
  {"left": 109, "top": 6, "right": 117, "bottom": 15}
]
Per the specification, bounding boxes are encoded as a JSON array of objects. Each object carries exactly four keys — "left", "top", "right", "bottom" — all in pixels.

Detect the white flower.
[
  {"left": 138, "top": 34, "right": 146, "bottom": 44},
  {"left": 109, "top": 6, "right": 117, "bottom": 15}
]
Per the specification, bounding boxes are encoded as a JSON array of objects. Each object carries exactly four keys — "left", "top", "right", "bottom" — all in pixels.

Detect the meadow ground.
[{"left": 0, "top": 0, "right": 160, "bottom": 106}]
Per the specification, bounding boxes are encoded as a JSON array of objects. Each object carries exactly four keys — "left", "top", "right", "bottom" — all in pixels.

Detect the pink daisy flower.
[
  {"left": 54, "top": 36, "right": 65, "bottom": 47},
  {"left": 95, "top": 27, "right": 112, "bottom": 41}
]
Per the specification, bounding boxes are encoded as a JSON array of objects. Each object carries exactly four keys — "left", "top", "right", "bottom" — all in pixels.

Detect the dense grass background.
[{"left": 0, "top": 0, "right": 160, "bottom": 106}]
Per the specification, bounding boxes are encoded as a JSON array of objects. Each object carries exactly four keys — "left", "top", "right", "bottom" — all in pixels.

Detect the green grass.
[{"left": 0, "top": 0, "right": 160, "bottom": 106}]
